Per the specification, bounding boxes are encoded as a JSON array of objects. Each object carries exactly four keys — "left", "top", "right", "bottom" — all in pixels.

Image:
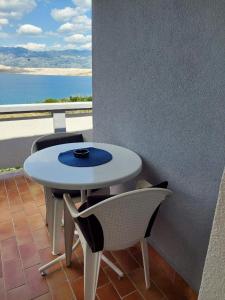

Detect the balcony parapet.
[
  {"left": 0, "top": 102, "right": 92, "bottom": 133},
  {"left": 0, "top": 102, "right": 92, "bottom": 114}
]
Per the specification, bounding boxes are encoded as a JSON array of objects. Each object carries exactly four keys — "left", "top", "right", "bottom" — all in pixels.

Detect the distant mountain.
[
  {"left": 0, "top": 47, "right": 29, "bottom": 55},
  {"left": 0, "top": 47, "right": 92, "bottom": 68}
]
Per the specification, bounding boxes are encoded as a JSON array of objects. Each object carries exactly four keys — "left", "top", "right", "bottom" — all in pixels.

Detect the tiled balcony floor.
[{"left": 0, "top": 174, "right": 198, "bottom": 300}]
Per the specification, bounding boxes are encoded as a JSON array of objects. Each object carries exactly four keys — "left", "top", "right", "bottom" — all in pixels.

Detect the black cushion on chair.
[
  {"left": 53, "top": 189, "right": 81, "bottom": 199},
  {"left": 33, "top": 132, "right": 84, "bottom": 152},
  {"left": 151, "top": 181, "right": 168, "bottom": 189},
  {"left": 81, "top": 195, "right": 112, "bottom": 209},
  {"left": 76, "top": 195, "right": 111, "bottom": 253},
  {"left": 144, "top": 181, "right": 169, "bottom": 238}
]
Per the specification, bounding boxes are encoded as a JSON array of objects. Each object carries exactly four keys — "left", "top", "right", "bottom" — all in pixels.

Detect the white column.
[
  {"left": 198, "top": 168, "right": 225, "bottom": 300},
  {"left": 53, "top": 111, "right": 66, "bottom": 133}
]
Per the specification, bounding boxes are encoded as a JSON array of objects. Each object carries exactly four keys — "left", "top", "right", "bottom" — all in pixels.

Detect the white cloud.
[
  {"left": 76, "top": 42, "right": 91, "bottom": 50},
  {"left": 58, "top": 15, "right": 91, "bottom": 34},
  {"left": 72, "top": 0, "right": 91, "bottom": 10},
  {"left": 64, "top": 34, "right": 91, "bottom": 50},
  {"left": 17, "top": 24, "right": 42, "bottom": 35},
  {"left": 17, "top": 42, "right": 46, "bottom": 51},
  {"left": 46, "top": 43, "right": 90, "bottom": 51},
  {"left": 48, "top": 44, "right": 62, "bottom": 50},
  {"left": 65, "top": 33, "right": 91, "bottom": 44},
  {"left": 56, "top": 42, "right": 91, "bottom": 51},
  {"left": 0, "top": 0, "right": 36, "bottom": 19},
  {"left": 51, "top": 7, "right": 81, "bottom": 22},
  {"left": 47, "top": 43, "right": 75, "bottom": 51},
  {"left": 0, "top": 18, "right": 8, "bottom": 25},
  {"left": 0, "top": 11, "right": 19, "bottom": 19},
  {"left": 0, "top": 18, "right": 8, "bottom": 30},
  {"left": 0, "top": 0, "right": 35, "bottom": 10},
  {"left": 16, "top": 42, "right": 91, "bottom": 52},
  {"left": 51, "top": 0, "right": 91, "bottom": 23},
  {"left": 51, "top": 0, "right": 92, "bottom": 50},
  {"left": 58, "top": 22, "right": 74, "bottom": 32}
]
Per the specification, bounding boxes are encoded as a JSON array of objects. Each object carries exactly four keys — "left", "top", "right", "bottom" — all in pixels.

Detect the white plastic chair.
[
  {"left": 31, "top": 132, "right": 84, "bottom": 255},
  {"left": 64, "top": 187, "right": 172, "bottom": 300}
]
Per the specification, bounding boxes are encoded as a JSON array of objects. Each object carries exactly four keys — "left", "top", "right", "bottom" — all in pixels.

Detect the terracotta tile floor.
[{"left": 0, "top": 174, "right": 197, "bottom": 300}]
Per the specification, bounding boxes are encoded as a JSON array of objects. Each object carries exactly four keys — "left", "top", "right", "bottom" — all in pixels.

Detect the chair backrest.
[
  {"left": 31, "top": 132, "right": 84, "bottom": 195},
  {"left": 79, "top": 188, "right": 172, "bottom": 251},
  {"left": 31, "top": 132, "right": 84, "bottom": 153}
]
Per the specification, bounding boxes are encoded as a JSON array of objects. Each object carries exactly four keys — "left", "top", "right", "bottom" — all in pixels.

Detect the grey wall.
[{"left": 92, "top": 0, "right": 225, "bottom": 291}]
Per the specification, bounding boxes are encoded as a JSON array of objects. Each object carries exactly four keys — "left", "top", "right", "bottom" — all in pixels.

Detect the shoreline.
[{"left": 0, "top": 64, "right": 92, "bottom": 76}]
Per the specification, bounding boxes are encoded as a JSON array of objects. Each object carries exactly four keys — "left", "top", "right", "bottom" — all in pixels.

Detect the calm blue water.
[{"left": 0, "top": 73, "right": 92, "bottom": 104}]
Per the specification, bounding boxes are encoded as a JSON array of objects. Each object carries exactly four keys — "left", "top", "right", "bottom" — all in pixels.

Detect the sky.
[{"left": 0, "top": 0, "right": 92, "bottom": 51}]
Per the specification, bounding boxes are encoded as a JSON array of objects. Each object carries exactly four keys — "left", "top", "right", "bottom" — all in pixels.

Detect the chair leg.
[
  {"left": 64, "top": 201, "right": 75, "bottom": 267},
  {"left": 52, "top": 197, "right": 63, "bottom": 255},
  {"left": 140, "top": 238, "right": 150, "bottom": 289},
  {"left": 83, "top": 242, "right": 101, "bottom": 300}
]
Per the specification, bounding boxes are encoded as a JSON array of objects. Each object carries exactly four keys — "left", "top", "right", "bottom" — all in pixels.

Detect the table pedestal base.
[
  {"left": 39, "top": 238, "right": 124, "bottom": 278},
  {"left": 39, "top": 238, "right": 80, "bottom": 275}
]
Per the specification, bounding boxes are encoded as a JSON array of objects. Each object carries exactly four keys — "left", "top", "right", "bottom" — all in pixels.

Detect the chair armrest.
[
  {"left": 63, "top": 194, "right": 82, "bottom": 218},
  {"left": 136, "top": 179, "right": 153, "bottom": 189},
  {"left": 64, "top": 193, "right": 116, "bottom": 219}
]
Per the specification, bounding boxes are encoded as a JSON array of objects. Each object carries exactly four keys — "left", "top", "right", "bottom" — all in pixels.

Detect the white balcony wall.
[
  {"left": 0, "top": 116, "right": 92, "bottom": 140},
  {"left": 0, "top": 116, "right": 93, "bottom": 168},
  {"left": 198, "top": 168, "right": 225, "bottom": 300}
]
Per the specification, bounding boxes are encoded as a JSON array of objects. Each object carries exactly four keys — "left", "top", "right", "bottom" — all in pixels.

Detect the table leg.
[{"left": 81, "top": 189, "right": 87, "bottom": 203}]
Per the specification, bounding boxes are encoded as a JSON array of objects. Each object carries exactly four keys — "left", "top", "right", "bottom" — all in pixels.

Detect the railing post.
[{"left": 53, "top": 110, "right": 66, "bottom": 133}]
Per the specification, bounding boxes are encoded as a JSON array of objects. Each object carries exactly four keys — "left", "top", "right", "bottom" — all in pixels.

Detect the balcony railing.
[{"left": 0, "top": 102, "right": 92, "bottom": 133}]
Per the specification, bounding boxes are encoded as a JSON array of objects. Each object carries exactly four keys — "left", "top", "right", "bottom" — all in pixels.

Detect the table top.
[{"left": 23, "top": 142, "right": 142, "bottom": 190}]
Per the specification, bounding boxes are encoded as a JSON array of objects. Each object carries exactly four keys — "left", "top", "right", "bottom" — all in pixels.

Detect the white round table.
[
  {"left": 24, "top": 142, "right": 142, "bottom": 190},
  {"left": 23, "top": 142, "right": 142, "bottom": 276}
]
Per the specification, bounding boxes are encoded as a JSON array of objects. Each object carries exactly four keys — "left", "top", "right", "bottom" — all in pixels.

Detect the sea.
[{"left": 0, "top": 73, "right": 92, "bottom": 105}]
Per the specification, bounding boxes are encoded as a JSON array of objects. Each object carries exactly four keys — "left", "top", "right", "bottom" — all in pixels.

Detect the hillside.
[{"left": 0, "top": 47, "right": 91, "bottom": 69}]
